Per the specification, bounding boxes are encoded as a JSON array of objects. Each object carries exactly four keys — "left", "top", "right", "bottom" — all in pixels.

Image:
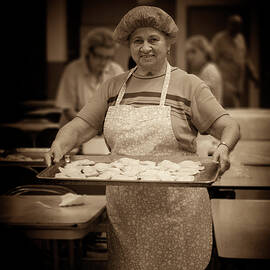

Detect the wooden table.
[
  {"left": 227, "top": 108, "right": 270, "bottom": 140},
  {"left": 212, "top": 165, "right": 270, "bottom": 190},
  {"left": 0, "top": 195, "right": 106, "bottom": 269},
  {"left": 0, "top": 195, "right": 106, "bottom": 238},
  {"left": 229, "top": 140, "right": 270, "bottom": 166},
  {"left": 212, "top": 140, "right": 270, "bottom": 190},
  {"left": 211, "top": 199, "right": 270, "bottom": 259}
]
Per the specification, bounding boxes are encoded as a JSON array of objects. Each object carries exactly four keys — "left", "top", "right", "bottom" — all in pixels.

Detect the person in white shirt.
[{"left": 55, "top": 27, "right": 124, "bottom": 126}]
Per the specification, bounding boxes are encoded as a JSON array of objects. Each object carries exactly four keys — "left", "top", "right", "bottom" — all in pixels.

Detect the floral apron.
[{"left": 103, "top": 63, "right": 212, "bottom": 270}]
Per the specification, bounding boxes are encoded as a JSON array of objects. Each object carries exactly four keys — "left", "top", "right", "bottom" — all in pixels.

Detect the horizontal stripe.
[
  {"left": 107, "top": 99, "right": 191, "bottom": 122},
  {"left": 107, "top": 92, "right": 191, "bottom": 107}
]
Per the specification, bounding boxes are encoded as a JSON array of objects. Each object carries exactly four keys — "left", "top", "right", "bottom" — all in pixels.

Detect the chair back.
[{"left": 5, "top": 184, "right": 76, "bottom": 196}]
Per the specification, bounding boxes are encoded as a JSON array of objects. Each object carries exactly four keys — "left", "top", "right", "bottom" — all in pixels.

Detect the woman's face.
[
  {"left": 129, "top": 27, "right": 169, "bottom": 71},
  {"left": 185, "top": 44, "right": 207, "bottom": 74}
]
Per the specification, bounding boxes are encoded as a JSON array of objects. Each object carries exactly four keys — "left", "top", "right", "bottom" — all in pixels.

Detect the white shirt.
[{"left": 55, "top": 58, "right": 124, "bottom": 111}]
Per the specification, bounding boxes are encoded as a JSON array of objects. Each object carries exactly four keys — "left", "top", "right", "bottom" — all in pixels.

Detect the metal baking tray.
[{"left": 37, "top": 154, "right": 220, "bottom": 187}]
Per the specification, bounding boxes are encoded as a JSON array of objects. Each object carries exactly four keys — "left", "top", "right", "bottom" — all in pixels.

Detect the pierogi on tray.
[{"left": 55, "top": 157, "right": 205, "bottom": 182}]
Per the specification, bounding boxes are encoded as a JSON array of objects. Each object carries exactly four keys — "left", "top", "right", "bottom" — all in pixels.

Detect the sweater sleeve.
[
  {"left": 76, "top": 79, "right": 111, "bottom": 131},
  {"left": 191, "top": 82, "right": 228, "bottom": 134}
]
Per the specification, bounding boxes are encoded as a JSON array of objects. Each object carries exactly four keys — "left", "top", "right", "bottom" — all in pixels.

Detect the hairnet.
[
  {"left": 82, "top": 27, "right": 117, "bottom": 56},
  {"left": 113, "top": 6, "right": 179, "bottom": 45}
]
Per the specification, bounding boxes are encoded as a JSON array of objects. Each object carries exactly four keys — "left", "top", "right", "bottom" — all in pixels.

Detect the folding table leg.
[
  {"left": 68, "top": 240, "right": 75, "bottom": 270},
  {"left": 52, "top": 240, "right": 59, "bottom": 270}
]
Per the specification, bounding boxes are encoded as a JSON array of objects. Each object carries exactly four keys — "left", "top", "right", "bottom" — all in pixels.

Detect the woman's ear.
[{"left": 166, "top": 43, "right": 172, "bottom": 55}]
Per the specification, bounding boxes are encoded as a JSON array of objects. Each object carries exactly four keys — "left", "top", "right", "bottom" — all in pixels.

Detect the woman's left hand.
[{"left": 212, "top": 144, "right": 230, "bottom": 175}]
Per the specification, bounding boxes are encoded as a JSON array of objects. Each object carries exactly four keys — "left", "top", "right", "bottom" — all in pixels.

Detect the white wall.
[{"left": 46, "top": 0, "right": 67, "bottom": 62}]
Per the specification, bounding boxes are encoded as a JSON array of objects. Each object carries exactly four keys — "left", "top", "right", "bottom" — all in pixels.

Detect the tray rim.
[{"left": 37, "top": 155, "right": 220, "bottom": 187}]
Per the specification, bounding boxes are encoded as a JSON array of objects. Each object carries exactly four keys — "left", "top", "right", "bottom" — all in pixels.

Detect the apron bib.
[{"left": 103, "top": 63, "right": 212, "bottom": 270}]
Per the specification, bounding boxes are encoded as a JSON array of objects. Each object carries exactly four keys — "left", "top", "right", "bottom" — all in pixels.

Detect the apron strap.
[
  {"left": 115, "top": 62, "right": 171, "bottom": 106},
  {"left": 160, "top": 62, "right": 171, "bottom": 106},
  {"left": 115, "top": 67, "right": 137, "bottom": 106}
]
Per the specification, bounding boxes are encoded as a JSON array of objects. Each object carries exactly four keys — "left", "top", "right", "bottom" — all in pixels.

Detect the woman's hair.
[
  {"left": 82, "top": 27, "right": 117, "bottom": 56},
  {"left": 186, "top": 35, "right": 213, "bottom": 61}
]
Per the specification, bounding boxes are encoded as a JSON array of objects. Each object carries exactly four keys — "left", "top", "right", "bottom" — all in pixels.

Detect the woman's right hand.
[
  {"left": 44, "top": 116, "right": 99, "bottom": 167},
  {"left": 44, "top": 141, "right": 64, "bottom": 167}
]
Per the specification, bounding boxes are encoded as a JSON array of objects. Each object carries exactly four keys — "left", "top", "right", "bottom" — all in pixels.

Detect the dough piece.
[
  {"left": 158, "top": 160, "right": 180, "bottom": 171},
  {"left": 178, "top": 160, "right": 201, "bottom": 167},
  {"left": 110, "top": 161, "right": 125, "bottom": 169},
  {"left": 59, "top": 166, "right": 84, "bottom": 178},
  {"left": 97, "top": 172, "right": 112, "bottom": 180},
  {"left": 105, "top": 167, "right": 122, "bottom": 174},
  {"left": 140, "top": 160, "right": 156, "bottom": 167},
  {"left": 59, "top": 193, "right": 85, "bottom": 207},
  {"left": 177, "top": 168, "right": 200, "bottom": 175},
  {"left": 117, "top": 157, "right": 140, "bottom": 166},
  {"left": 156, "top": 171, "right": 176, "bottom": 181},
  {"left": 121, "top": 165, "right": 142, "bottom": 177},
  {"left": 70, "top": 159, "right": 95, "bottom": 166},
  {"left": 94, "top": 162, "right": 111, "bottom": 172},
  {"left": 82, "top": 167, "right": 99, "bottom": 177}
]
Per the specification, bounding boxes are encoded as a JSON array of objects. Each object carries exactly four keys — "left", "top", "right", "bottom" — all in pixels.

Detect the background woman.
[
  {"left": 185, "top": 35, "right": 224, "bottom": 157},
  {"left": 186, "top": 35, "right": 223, "bottom": 104}
]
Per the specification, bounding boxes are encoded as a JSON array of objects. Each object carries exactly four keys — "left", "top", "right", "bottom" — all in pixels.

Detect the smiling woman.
[{"left": 45, "top": 5, "right": 240, "bottom": 270}]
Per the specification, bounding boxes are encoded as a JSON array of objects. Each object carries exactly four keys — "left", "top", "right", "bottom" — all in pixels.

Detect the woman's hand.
[
  {"left": 44, "top": 141, "right": 64, "bottom": 167},
  {"left": 212, "top": 144, "right": 230, "bottom": 175},
  {"left": 44, "top": 117, "right": 99, "bottom": 167},
  {"left": 206, "top": 114, "right": 240, "bottom": 176}
]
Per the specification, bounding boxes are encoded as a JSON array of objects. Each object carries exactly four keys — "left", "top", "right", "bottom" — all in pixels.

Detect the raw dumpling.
[{"left": 82, "top": 167, "right": 99, "bottom": 177}]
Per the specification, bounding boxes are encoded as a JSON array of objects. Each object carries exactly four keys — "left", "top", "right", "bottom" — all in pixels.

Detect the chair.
[
  {"left": 0, "top": 193, "right": 106, "bottom": 270},
  {"left": 35, "top": 127, "right": 59, "bottom": 147},
  {"left": 3, "top": 184, "right": 107, "bottom": 270},
  {"left": 5, "top": 184, "right": 76, "bottom": 196},
  {"left": 4, "top": 184, "right": 78, "bottom": 270},
  {"left": 0, "top": 166, "right": 39, "bottom": 194}
]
